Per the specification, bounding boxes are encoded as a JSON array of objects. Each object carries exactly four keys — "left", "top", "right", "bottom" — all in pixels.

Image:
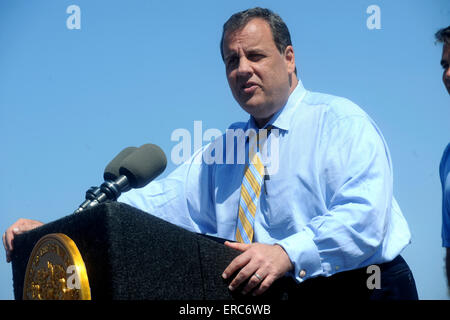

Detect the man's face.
[
  {"left": 441, "top": 43, "right": 450, "bottom": 95},
  {"left": 222, "top": 18, "right": 297, "bottom": 127}
]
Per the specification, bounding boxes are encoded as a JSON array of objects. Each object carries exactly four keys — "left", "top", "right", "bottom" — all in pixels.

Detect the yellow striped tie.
[{"left": 235, "top": 135, "right": 265, "bottom": 243}]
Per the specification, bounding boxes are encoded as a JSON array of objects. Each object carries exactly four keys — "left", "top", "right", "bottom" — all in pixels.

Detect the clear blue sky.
[{"left": 0, "top": 0, "right": 449, "bottom": 300}]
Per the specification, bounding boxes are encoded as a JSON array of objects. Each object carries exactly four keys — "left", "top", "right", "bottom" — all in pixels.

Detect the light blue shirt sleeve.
[
  {"left": 276, "top": 112, "right": 396, "bottom": 282},
  {"left": 119, "top": 146, "right": 217, "bottom": 234}
]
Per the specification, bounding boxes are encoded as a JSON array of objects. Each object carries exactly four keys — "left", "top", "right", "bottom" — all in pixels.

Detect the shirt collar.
[{"left": 247, "top": 79, "right": 306, "bottom": 132}]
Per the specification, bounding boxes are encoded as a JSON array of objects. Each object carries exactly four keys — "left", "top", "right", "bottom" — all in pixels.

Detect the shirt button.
[
  {"left": 299, "top": 269, "right": 306, "bottom": 278},
  {"left": 335, "top": 265, "right": 340, "bottom": 271}
]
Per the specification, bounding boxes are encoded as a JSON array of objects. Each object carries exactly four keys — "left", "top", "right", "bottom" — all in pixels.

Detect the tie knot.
[{"left": 248, "top": 125, "right": 273, "bottom": 161}]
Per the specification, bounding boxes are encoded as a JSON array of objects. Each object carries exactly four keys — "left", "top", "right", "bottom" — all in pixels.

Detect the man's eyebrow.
[
  {"left": 225, "top": 48, "right": 266, "bottom": 60},
  {"left": 247, "top": 48, "right": 265, "bottom": 54}
]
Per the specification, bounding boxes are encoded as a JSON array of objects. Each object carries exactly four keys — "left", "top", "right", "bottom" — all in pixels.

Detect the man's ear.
[{"left": 284, "top": 45, "right": 296, "bottom": 74}]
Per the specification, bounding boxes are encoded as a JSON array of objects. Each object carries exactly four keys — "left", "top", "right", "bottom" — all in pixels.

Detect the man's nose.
[
  {"left": 445, "top": 67, "right": 450, "bottom": 80},
  {"left": 237, "top": 57, "right": 252, "bottom": 77}
]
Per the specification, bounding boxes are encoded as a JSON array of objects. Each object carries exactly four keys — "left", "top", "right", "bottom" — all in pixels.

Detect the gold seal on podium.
[{"left": 23, "top": 233, "right": 91, "bottom": 300}]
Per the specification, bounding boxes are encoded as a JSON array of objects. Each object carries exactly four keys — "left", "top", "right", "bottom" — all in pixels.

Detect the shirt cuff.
[{"left": 276, "top": 227, "right": 323, "bottom": 283}]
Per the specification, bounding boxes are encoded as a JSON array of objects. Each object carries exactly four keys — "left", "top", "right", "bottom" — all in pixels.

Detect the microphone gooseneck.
[{"left": 74, "top": 146, "right": 137, "bottom": 214}]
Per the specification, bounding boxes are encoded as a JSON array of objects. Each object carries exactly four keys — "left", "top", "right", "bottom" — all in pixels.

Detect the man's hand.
[
  {"left": 3, "top": 219, "right": 44, "bottom": 263},
  {"left": 222, "top": 241, "right": 293, "bottom": 296}
]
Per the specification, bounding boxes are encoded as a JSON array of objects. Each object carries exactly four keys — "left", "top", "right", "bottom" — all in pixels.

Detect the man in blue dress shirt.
[
  {"left": 4, "top": 8, "right": 418, "bottom": 299},
  {"left": 121, "top": 8, "right": 418, "bottom": 298},
  {"left": 435, "top": 25, "right": 450, "bottom": 289}
]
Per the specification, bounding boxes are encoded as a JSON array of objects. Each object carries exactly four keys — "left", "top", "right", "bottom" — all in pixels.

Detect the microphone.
[
  {"left": 74, "top": 144, "right": 167, "bottom": 214},
  {"left": 74, "top": 146, "right": 138, "bottom": 214},
  {"left": 103, "top": 146, "right": 139, "bottom": 183},
  {"left": 118, "top": 144, "right": 167, "bottom": 188}
]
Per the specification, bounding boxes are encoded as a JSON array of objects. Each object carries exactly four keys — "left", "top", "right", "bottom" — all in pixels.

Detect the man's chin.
[
  {"left": 239, "top": 101, "right": 263, "bottom": 116},
  {"left": 239, "top": 104, "right": 273, "bottom": 125}
]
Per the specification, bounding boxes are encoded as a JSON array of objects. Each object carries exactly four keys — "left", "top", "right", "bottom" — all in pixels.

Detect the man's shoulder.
[
  {"left": 442, "top": 142, "right": 450, "bottom": 159},
  {"left": 303, "top": 90, "right": 367, "bottom": 118},
  {"left": 440, "top": 142, "right": 450, "bottom": 179},
  {"left": 297, "top": 91, "right": 375, "bottom": 133}
]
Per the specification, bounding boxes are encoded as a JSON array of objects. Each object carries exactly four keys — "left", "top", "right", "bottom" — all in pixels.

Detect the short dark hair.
[
  {"left": 435, "top": 26, "right": 450, "bottom": 44},
  {"left": 220, "top": 7, "right": 296, "bottom": 74}
]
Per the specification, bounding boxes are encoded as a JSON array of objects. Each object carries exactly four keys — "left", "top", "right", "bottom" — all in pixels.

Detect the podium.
[{"left": 11, "top": 202, "right": 297, "bottom": 300}]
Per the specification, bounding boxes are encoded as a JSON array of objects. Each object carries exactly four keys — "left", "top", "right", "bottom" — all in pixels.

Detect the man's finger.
[
  {"left": 5, "top": 229, "right": 14, "bottom": 252},
  {"left": 222, "top": 250, "right": 251, "bottom": 281},
  {"left": 2, "top": 232, "right": 6, "bottom": 251},
  {"left": 227, "top": 260, "right": 258, "bottom": 291},
  {"left": 4, "top": 225, "right": 21, "bottom": 254},
  {"left": 224, "top": 241, "right": 250, "bottom": 252},
  {"left": 3, "top": 219, "right": 44, "bottom": 263},
  {"left": 252, "top": 275, "right": 275, "bottom": 296},
  {"left": 4, "top": 228, "right": 15, "bottom": 263},
  {"left": 241, "top": 271, "right": 265, "bottom": 295},
  {"left": 2, "top": 232, "right": 10, "bottom": 263}
]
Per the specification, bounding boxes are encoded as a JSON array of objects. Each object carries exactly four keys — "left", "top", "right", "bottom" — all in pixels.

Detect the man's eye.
[
  {"left": 227, "top": 57, "right": 238, "bottom": 68},
  {"left": 248, "top": 54, "right": 263, "bottom": 62},
  {"left": 442, "top": 63, "right": 449, "bottom": 70}
]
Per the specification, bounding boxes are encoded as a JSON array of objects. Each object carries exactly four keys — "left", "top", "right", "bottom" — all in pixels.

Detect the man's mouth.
[{"left": 241, "top": 82, "right": 259, "bottom": 94}]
